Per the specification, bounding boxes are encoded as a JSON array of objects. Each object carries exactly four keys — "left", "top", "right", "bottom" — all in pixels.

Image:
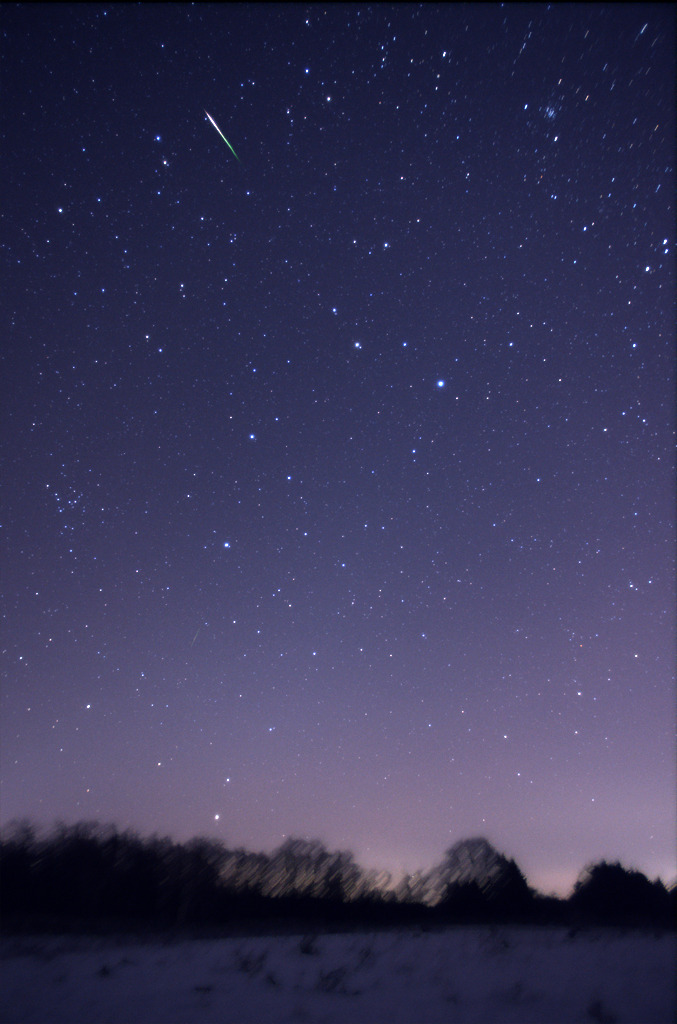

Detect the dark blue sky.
[{"left": 2, "top": 3, "right": 674, "bottom": 895}]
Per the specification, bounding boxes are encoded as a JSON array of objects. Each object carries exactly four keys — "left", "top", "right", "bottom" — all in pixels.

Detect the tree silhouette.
[
  {"left": 425, "top": 837, "right": 533, "bottom": 919},
  {"left": 1, "top": 821, "right": 672, "bottom": 932},
  {"left": 570, "top": 860, "right": 672, "bottom": 926}
]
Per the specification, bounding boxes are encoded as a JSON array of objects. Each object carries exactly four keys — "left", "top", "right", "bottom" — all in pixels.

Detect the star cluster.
[{"left": 1, "top": 4, "right": 674, "bottom": 895}]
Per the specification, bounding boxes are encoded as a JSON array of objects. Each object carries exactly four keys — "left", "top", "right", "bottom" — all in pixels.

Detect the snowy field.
[{"left": 1, "top": 925, "right": 674, "bottom": 1024}]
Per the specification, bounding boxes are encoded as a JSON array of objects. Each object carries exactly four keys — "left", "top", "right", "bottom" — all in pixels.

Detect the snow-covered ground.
[{"left": 1, "top": 925, "right": 674, "bottom": 1023}]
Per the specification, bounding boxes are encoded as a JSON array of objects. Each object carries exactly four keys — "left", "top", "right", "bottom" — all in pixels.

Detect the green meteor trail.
[{"left": 205, "top": 110, "right": 241, "bottom": 162}]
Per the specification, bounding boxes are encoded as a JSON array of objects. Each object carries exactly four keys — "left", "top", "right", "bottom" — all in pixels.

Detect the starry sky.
[{"left": 2, "top": 3, "right": 675, "bottom": 897}]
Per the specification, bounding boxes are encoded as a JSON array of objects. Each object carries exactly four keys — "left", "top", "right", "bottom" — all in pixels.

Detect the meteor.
[{"left": 205, "top": 110, "right": 241, "bottom": 163}]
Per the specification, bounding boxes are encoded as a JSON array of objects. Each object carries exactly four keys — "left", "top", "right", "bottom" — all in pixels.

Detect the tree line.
[{"left": 1, "top": 822, "right": 673, "bottom": 932}]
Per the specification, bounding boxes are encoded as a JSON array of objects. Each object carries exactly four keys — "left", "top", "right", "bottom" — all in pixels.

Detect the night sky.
[{"left": 2, "top": 3, "right": 675, "bottom": 897}]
